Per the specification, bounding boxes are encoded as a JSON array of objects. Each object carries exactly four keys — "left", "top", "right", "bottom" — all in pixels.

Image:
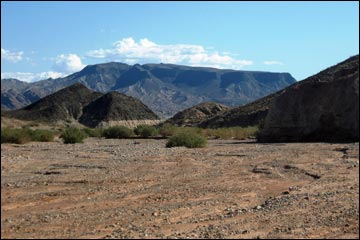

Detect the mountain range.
[{"left": 1, "top": 62, "right": 296, "bottom": 118}]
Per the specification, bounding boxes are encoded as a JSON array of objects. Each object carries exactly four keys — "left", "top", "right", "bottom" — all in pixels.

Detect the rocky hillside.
[
  {"left": 1, "top": 62, "right": 296, "bottom": 118},
  {"left": 258, "top": 55, "right": 359, "bottom": 142},
  {"left": 2, "top": 83, "right": 160, "bottom": 128},
  {"left": 163, "top": 102, "right": 230, "bottom": 127}
]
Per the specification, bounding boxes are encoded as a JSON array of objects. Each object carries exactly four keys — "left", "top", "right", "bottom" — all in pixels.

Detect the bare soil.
[{"left": 1, "top": 138, "right": 359, "bottom": 239}]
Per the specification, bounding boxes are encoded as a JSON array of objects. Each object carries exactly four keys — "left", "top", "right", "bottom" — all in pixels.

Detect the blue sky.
[{"left": 1, "top": 1, "right": 359, "bottom": 82}]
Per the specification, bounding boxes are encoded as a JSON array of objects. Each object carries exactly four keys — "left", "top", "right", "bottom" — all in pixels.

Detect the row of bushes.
[
  {"left": 2, "top": 124, "right": 258, "bottom": 148},
  {"left": 1, "top": 127, "right": 55, "bottom": 144},
  {"left": 95, "top": 124, "right": 258, "bottom": 140}
]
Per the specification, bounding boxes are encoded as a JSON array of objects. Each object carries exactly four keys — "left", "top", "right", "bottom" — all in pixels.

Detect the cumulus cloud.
[
  {"left": 1, "top": 48, "right": 24, "bottom": 63},
  {"left": 1, "top": 53, "right": 86, "bottom": 82},
  {"left": 52, "top": 54, "right": 85, "bottom": 73},
  {"left": 87, "top": 37, "right": 253, "bottom": 69},
  {"left": 263, "top": 60, "right": 283, "bottom": 65},
  {"left": 1, "top": 71, "right": 65, "bottom": 83}
]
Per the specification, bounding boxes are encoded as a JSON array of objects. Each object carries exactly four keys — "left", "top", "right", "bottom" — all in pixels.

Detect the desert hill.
[{"left": 2, "top": 83, "right": 160, "bottom": 128}]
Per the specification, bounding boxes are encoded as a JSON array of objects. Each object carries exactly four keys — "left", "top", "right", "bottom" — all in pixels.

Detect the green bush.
[
  {"left": 1, "top": 128, "right": 31, "bottom": 144},
  {"left": 134, "top": 125, "right": 158, "bottom": 138},
  {"left": 159, "top": 123, "right": 178, "bottom": 138},
  {"left": 1, "top": 128, "right": 55, "bottom": 144},
  {"left": 166, "top": 132, "right": 207, "bottom": 148},
  {"left": 60, "top": 127, "right": 88, "bottom": 144},
  {"left": 30, "top": 129, "right": 55, "bottom": 142},
  {"left": 102, "top": 126, "right": 133, "bottom": 139},
  {"left": 82, "top": 127, "right": 103, "bottom": 137},
  {"left": 233, "top": 126, "right": 259, "bottom": 140},
  {"left": 202, "top": 126, "right": 259, "bottom": 140}
]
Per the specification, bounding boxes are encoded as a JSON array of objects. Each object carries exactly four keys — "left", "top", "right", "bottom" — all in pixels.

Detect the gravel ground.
[{"left": 1, "top": 138, "right": 359, "bottom": 239}]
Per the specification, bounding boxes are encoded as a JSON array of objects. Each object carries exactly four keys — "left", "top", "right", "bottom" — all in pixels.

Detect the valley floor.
[{"left": 1, "top": 138, "right": 359, "bottom": 239}]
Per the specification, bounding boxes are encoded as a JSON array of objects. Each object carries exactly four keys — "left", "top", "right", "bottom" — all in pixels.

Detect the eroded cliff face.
[{"left": 258, "top": 55, "right": 359, "bottom": 142}]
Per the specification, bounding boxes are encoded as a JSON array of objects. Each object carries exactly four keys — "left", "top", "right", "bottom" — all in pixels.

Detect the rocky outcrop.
[{"left": 258, "top": 55, "right": 359, "bottom": 142}]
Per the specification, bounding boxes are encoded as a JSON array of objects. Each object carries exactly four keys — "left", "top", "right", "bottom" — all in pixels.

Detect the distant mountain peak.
[{"left": 1, "top": 62, "right": 296, "bottom": 118}]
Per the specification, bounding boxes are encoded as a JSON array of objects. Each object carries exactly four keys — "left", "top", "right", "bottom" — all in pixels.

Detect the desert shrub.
[
  {"left": 134, "top": 125, "right": 158, "bottom": 138},
  {"left": 82, "top": 127, "right": 103, "bottom": 137},
  {"left": 159, "top": 123, "right": 178, "bottom": 138},
  {"left": 181, "top": 127, "right": 203, "bottom": 135},
  {"left": 30, "top": 129, "right": 55, "bottom": 142},
  {"left": 204, "top": 128, "right": 233, "bottom": 139},
  {"left": 202, "top": 126, "right": 259, "bottom": 140},
  {"left": 1, "top": 127, "right": 54, "bottom": 144},
  {"left": 166, "top": 132, "right": 207, "bottom": 148},
  {"left": 60, "top": 127, "right": 88, "bottom": 144},
  {"left": 233, "top": 126, "right": 259, "bottom": 140},
  {"left": 102, "top": 126, "right": 133, "bottom": 139},
  {"left": 1, "top": 128, "right": 31, "bottom": 144}
]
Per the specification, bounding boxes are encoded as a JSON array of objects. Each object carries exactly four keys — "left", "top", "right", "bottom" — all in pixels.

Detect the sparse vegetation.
[
  {"left": 102, "top": 126, "right": 133, "bottom": 139},
  {"left": 1, "top": 127, "right": 55, "bottom": 144},
  {"left": 159, "top": 124, "right": 259, "bottom": 141},
  {"left": 166, "top": 131, "right": 207, "bottom": 148},
  {"left": 202, "top": 126, "right": 259, "bottom": 140},
  {"left": 159, "top": 123, "right": 178, "bottom": 137},
  {"left": 1, "top": 128, "right": 32, "bottom": 144},
  {"left": 60, "top": 127, "right": 88, "bottom": 144},
  {"left": 82, "top": 127, "right": 103, "bottom": 138},
  {"left": 134, "top": 125, "right": 158, "bottom": 138},
  {"left": 28, "top": 129, "right": 55, "bottom": 142}
]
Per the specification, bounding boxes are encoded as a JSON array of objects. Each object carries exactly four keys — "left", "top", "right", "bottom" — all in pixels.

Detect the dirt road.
[{"left": 1, "top": 138, "right": 359, "bottom": 238}]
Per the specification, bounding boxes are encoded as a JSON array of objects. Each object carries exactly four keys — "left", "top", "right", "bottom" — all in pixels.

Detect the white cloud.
[
  {"left": 1, "top": 48, "right": 24, "bottom": 63},
  {"left": 1, "top": 71, "right": 65, "bottom": 83},
  {"left": 87, "top": 37, "right": 253, "bottom": 69},
  {"left": 263, "top": 60, "right": 283, "bottom": 65},
  {"left": 1, "top": 53, "right": 86, "bottom": 82},
  {"left": 52, "top": 54, "right": 85, "bottom": 73}
]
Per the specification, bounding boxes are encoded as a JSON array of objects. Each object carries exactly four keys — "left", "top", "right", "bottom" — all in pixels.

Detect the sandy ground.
[{"left": 1, "top": 138, "right": 359, "bottom": 239}]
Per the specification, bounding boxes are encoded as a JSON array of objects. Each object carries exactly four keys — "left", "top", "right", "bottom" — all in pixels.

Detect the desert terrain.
[{"left": 1, "top": 138, "right": 359, "bottom": 239}]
